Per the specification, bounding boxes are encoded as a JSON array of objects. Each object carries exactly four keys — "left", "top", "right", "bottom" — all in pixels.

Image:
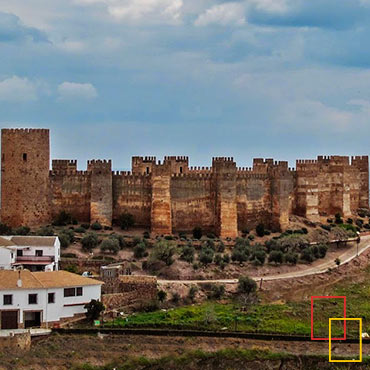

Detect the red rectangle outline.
[{"left": 311, "top": 296, "right": 346, "bottom": 341}]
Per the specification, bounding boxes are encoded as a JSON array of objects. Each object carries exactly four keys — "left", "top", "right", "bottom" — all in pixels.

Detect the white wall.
[
  {"left": 0, "top": 248, "right": 15, "bottom": 270},
  {"left": 0, "top": 284, "right": 101, "bottom": 324}
]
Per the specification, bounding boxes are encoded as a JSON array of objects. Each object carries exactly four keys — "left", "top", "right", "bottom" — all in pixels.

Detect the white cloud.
[
  {"left": 195, "top": 3, "right": 246, "bottom": 27},
  {"left": 57, "top": 82, "right": 98, "bottom": 100},
  {"left": 0, "top": 76, "right": 38, "bottom": 101},
  {"left": 248, "top": 0, "right": 290, "bottom": 13}
]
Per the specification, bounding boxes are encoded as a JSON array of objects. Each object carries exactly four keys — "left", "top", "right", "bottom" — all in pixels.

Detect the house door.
[
  {"left": 1, "top": 311, "right": 18, "bottom": 329},
  {"left": 24, "top": 311, "right": 41, "bottom": 328}
]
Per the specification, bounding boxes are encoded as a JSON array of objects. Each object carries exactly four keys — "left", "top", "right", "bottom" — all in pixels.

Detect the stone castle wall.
[{"left": 1, "top": 129, "right": 368, "bottom": 237}]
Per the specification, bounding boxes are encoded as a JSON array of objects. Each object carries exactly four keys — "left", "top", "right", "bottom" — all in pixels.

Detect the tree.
[
  {"left": 199, "top": 247, "right": 214, "bottom": 265},
  {"left": 180, "top": 244, "right": 195, "bottom": 263},
  {"left": 150, "top": 240, "right": 176, "bottom": 266},
  {"left": 117, "top": 212, "right": 135, "bottom": 230},
  {"left": 81, "top": 232, "right": 99, "bottom": 251},
  {"left": 284, "top": 252, "right": 298, "bottom": 265},
  {"left": 250, "top": 246, "right": 266, "bottom": 265},
  {"left": 0, "top": 223, "right": 12, "bottom": 235},
  {"left": 192, "top": 227, "right": 203, "bottom": 240},
  {"left": 208, "top": 284, "right": 225, "bottom": 299},
  {"left": 157, "top": 290, "right": 167, "bottom": 303},
  {"left": 300, "top": 247, "right": 314, "bottom": 263},
  {"left": 58, "top": 233, "right": 71, "bottom": 249},
  {"left": 84, "top": 299, "right": 105, "bottom": 322},
  {"left": 256, "top": 223, "right": 265, "bottom": 237},
  {"left": 53, "top": 210, "right": 72, "bottom": 226},
  {"left": 133, "top": 242, "right": 148, "bottom": 258},
  {"left": 237, "top": 276, "right": 257, "bottom": 295},
  {"left": 268, "top": 250, "right": 283, "bottom": 265},
  {"left": 91, "top": 221, "right": 102, "bottom": 231},
  {"left": 100, "top": 238, "right": 120, "bottom": 254},
  {"left": 37, "top": 226, "right": 54, "bottom": 236},
  {"left": 13, "top": 226, "right": 30, "bottom": 235}
]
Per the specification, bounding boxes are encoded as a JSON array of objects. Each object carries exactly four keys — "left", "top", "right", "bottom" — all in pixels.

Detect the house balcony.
[{"left": 14, "top": 256, "right": 55, "bottom": 265}]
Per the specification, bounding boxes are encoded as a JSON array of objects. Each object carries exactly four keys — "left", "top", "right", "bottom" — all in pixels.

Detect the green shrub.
[
  {"left": 61, "top": 252, "right": 77, "bottom": 258},
  {"left": 81, "top": 232, "right": 99, "bottom": 251},
  {"left": 180, "top": 245, "right": 195, "bottom": 263},
  {"left": 188, "top": 286, "right": 198, "bottom": 302},
  {"left": 317, "top": 244, "right": 328, "bottom": 258},
  {"left": 250, "top": 246, "right": 266, "bottom": 265},
  {"left": 109, "top": 234, "right": 126, "bottom": 249},
  {"left": 192, "top": 227, "right": 203, "bottom": 240},
  {"left": 321, "top": 224, "right": 331, "bottom": 232},
  {"left": 58, "top": 234, "right": 71, "bottom": 249},
  {"left": 74, "top": 226, "right": 86, "bottom": 233},
  {"left": 223, "top": 254, "right": 230, "bottom": 263},
  {"left": 216, "top": 241, "right": 225, "bottom": 253},
  {"left": 238, "top": 276, "right": 257, "bottom": 295},
  {"left": 248, "top": 234, "right": 255, "bottom": 241},
  {"left": 81, "top": 223, "right": 90, "bottom": 230},
  {"left": 53, "top": 210, "right": 72, "bottom": 226},
  {"left": 164, "top": 235, "right": 174, "bottom": 240},
  {"left": 143, "top": 231, "right": 150, "bottom": 239},
  {"left": 37, "top": 225, "right": 54, "bottom": 236},
  {"left": 134, "top": 242, "right": 148, "bottom": 258},
  {"left": 284, "top": 252, "right": 298, "bottom": 265},
  {"left": 132, "top": 236, "right": 142, "bottom": 246},
  {"left": 268, "top": 250, "right": 283, "bottom": 264},
  {"left": 91, "top": 221, "right": 103, "bottom": 231},
  {"left": 242, "top": 228, "right": 249, "bottom": 235},
  {"left": 346, "top": 218, "right": 353, "bottom": 224},
  {"left": 117, "top": 212, "right": 135, "bottom": 230},
  {"left": 301, "top": 227, "right": 308, "bottom": 234},
  {"left": 335, "top": 213, "right": 343, "bottom": 224},
  {"left": 206, "top": 233, "right": 216, "bottom": 239},
  {"left": 208, "top": 284, "right": 225, "bottom": 300},
  {"left": 0, "top": 223, "right": 12, "bottom": 235},
  {"left": 157, "top": 290, "right": 167, "bottom": 303},
  {"left": 149, "top": 240, "right": 176, "bottom": 266},
  {"left": 13, "top": 226, "right": 30, "bottom": 235},
  {"left": 100, "top": 238, "right": 120, "bottom": 254},
  {"left": 64, "top": 264, "right": 78, "bottom": 273},
  {"left": 256, "top": 223, "right": 265, "bottom": 237},
  {"left": 199, "top": 247, "right": 214, "bottom": 265},
  {"left": 214, "top": 253, "right": 222, "bottom": 266},
  {"left": 171, "top": 292, "right": 180, "bottom": 304},
  {"left": 300, "top": 247, "right": 314, "bottom": 263}
]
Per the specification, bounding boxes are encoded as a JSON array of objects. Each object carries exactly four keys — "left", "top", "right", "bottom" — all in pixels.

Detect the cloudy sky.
[{"left": 1, "top": 0, "right": 370, "bottom": 170}]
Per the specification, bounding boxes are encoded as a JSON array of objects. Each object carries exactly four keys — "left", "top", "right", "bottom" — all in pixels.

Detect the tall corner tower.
[{"left": 1, "top": 128, "right": 51, "bottom": 227}]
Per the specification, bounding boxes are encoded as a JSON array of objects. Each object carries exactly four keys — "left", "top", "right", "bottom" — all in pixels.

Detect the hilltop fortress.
[{"left": 1, "top": 128, "right": 369, "bottom": 237}]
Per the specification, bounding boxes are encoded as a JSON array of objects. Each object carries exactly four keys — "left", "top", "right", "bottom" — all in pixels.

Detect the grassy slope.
[{"left": 105, "top": 267, "right": 370, "bottom": 337}]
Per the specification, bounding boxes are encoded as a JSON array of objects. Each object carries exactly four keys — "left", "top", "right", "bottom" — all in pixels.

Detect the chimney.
[{"left": 17, "top": 270, "right": 22, "bottom": 288}]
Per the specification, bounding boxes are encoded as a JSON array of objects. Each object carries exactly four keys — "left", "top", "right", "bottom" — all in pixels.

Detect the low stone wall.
[
  {"left": 0, "top": 332, "right": 31, "bottom": 351},
  {"left": 102, "top": 275, "right": 157, "bottom": 310}
]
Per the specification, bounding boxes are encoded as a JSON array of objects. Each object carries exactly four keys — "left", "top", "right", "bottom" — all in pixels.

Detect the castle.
[{"left": 1, "top": 128, "right": 369, "bottom": 237}]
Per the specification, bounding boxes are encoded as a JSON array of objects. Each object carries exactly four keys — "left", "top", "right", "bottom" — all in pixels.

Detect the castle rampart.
[{"left": 1, "top": 128, "right": 368, "bottom": 237}]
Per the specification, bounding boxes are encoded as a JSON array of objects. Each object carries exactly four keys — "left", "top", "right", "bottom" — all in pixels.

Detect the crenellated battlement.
[
  {"left": 50, "top": 169, "right": 90, "bottom": 177},
  {"left": 171, "top": 172, "right": 212, "bottom": 179},
  {"left": 212, "top": 157, "right": 234, "bottom": 162},
  {"left": 2, "top": 128, "right": 49, "bottom": 134},
  {"left": 237, "top": 173, "right": 269, "bottom": 179},
  {"left": 52, "top": 159, "right": 78, "bottom": 172},
  {"left": 132, "top": 156, "right": 156, "bottom": 163},
  {"left": 164, "top": 156, "right": 189, "bottom": 162}
]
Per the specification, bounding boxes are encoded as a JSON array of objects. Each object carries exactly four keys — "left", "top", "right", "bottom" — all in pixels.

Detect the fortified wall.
[{"left": 1, "top": 129, "right": 369, "bottom": 237}]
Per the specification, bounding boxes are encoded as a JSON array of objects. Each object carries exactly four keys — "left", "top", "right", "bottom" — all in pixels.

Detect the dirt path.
[{"left": 158, "top": 235, "right": 370, "bottom": 284}]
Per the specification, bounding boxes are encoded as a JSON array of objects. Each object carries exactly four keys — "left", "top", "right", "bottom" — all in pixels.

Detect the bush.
[
  {"left": 64, "top": 264, "right": 78, "bottom": 273},
  {"left": 13, "top": 226, "right": 30, "bottom": 235},
  {"left": 81, "top": 232, "right": 99, "bottom": 251},
  {"left": 53, "top": 210, "right": 72, "bottom": 226},
  {"left": 317, "top": 244, "right": 328, "bottom": 258},
  {"left": 84, "top": 299, "right": 105, "bottom": 322},
  {"left": 109, "top": 234, "right": 126, "bottom": 249},
  {"left": 248, "top": 234, "right": 255, "bottom": 241},
  {"left": 264, "top": 230, "right": 271, "bottom": 236},
  {"left": 284, "top": 252, "right": 298, "bottom": 265},
  {"left": 143, "top": 231, "right": 150, "bottom": 239},
  {"left": 356, "top": 219, "right": 364, "bottom": 228},
  {"left": 256, "top": 223, "right": 265, "bottom": 237},
  {"left": 60, "top": 228, "right": 75, "bottom": 243},
  {"left": 117, "top": 212, "right": 135, "bottom": 230},
  {"left": 81, "top": 223, "right": 90, "bottom": 230},
  {"left": 268, "top": 250, "right": 283, "bottom": 264},
  {"left": 242, "top": 228, "right": 249, "bottom": 235},
  {"left": 335, "top": 213, "right": 343, "bottom": 224},
  {"left": 74, "top": 226, "right": 86, "bottom": 233},
  {"left": 231, "top": 243, "right": 250, "bottom": 263},
  {"left": 188, "top": 286, "right": 198, "bottom": 302},
  {"left": 61, "top": 252, "right": 77, "bottom": 258},
  {"left": 180, "top": 245, "right": 195, "bottom": 263},
  {"left": 300, "top": 247, "right": 314, "bottom": 263},
  {"left": 157, "top": 290, "right": 167, "bottom": 303},
  {"left": 335, "top": 258, "right": 341, "bottom": 266},
  {"left": 58, "top": 233, "right": 71, "bottom": 249},
  {"left": 208, "top": 284, "right": 225, "bottom": 300},
  {"left": 91, "top": 221, "right": 103, "bottom": 231},
  {"left": 37, "top": 226, "right": 54, "bottom": 236},
  {"left": 301, "top": 227, "right": 308, "bottom": 234},
  {"left": 164, "top": 235, "right": 174, "bottom": 240},
  {"left": 171, "top": 292, "right": 180, "bottom": 304},
  {"left": 250, "top": 246, "right": 266, "bottom": 265},
  {"left": 206, "top": 233, "right": 216, "bottom": 239},
  {"left": 216, "top": 241, "right": 225, "bottom": 253},
  {"left": 214, "top": 253, "right": 223, "bottom": 266},
  {"left": 346, "top": 218, "right": 353, "bottom": 224},
  {"left": 149, "top": 240, "right": 176, "bottom": 266},
  {"left": 238, "top": 276, "right": 257, "bottom": 295},
  {"left": 133, "top": 242, "right": 148, "bottom": 258},
  {"left": 199, "top": 247, "right": 214, "bottom": 265},
  {"left": 100, "top": 238, "right": 120, "bottom": 254},
  {"left": 321, "top": 224, "right": 331, "bottom": 232},
  {"left": 192, "top": 227, "right": 203, "bottom": 240},
  {"left": 0, "top": 223, "right": 12, "bottom": 235},
  {"left": 223, "top": 254, "right": 230, "bottom": 263}
]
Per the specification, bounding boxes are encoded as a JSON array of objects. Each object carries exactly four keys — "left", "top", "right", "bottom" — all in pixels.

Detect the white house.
[
  {"left": 0, "top": 270, "right": 103, "bottom": 329},
  {"left": 0, "top": 236, "right": 60, "bottom": 271}
]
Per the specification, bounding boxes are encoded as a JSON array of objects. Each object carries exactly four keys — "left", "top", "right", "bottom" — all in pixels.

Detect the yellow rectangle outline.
[{"left": 329, "top": 318, "right": 362, "bottom": 363}]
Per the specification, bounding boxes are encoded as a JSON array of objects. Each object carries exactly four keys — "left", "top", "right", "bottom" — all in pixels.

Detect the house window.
[
  {"left": 35, "top": 250, "right": 43, "bottom": 257},
  {"left": 3, "top": 294, "right": 12, "bottom": 305},
  {"left": 17, "top": 250, "right": 23, "bottom": 257},
  {"left": 64, "top": 287, "right": 83, "bottom": 297},
  {"left": 64, "top": 288, "right": 75, "bottom": 297},
  {"left": 48, "top": 293, "right": 55, "bottom": 304},
  {"left": 23, "top": 153, "right": 27, "bottom": 161},
  {"left": 28, "top": 294, "right": 37, "bottom": 304}
]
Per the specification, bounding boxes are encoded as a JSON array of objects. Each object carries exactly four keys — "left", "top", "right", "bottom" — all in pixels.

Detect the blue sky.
[{"left": 1, "top": 0, "right": 370, "bottom": 170}]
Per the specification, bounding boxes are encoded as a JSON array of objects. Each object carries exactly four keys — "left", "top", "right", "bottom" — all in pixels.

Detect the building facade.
[
  {"left": 0, "top": 236, "right": 60, "bottom": 271},
  {"left": 1, "top": 128, "right": 369, "bottom": 238},
  {"left": 0, "top": 270, "right": 103, "bottom": 329}
]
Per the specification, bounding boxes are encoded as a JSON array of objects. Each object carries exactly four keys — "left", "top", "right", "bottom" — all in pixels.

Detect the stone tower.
[
  {"left": 1, "top": 128, "right": 51, "bottom": 227},
  {"left": 87, "top": 160, "right": 113, "bottom": 226}
]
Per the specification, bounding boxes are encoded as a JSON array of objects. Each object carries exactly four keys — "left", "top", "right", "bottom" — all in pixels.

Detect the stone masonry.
[{"left": 1, "top": 129, "right": 369, "bottom": 237}]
